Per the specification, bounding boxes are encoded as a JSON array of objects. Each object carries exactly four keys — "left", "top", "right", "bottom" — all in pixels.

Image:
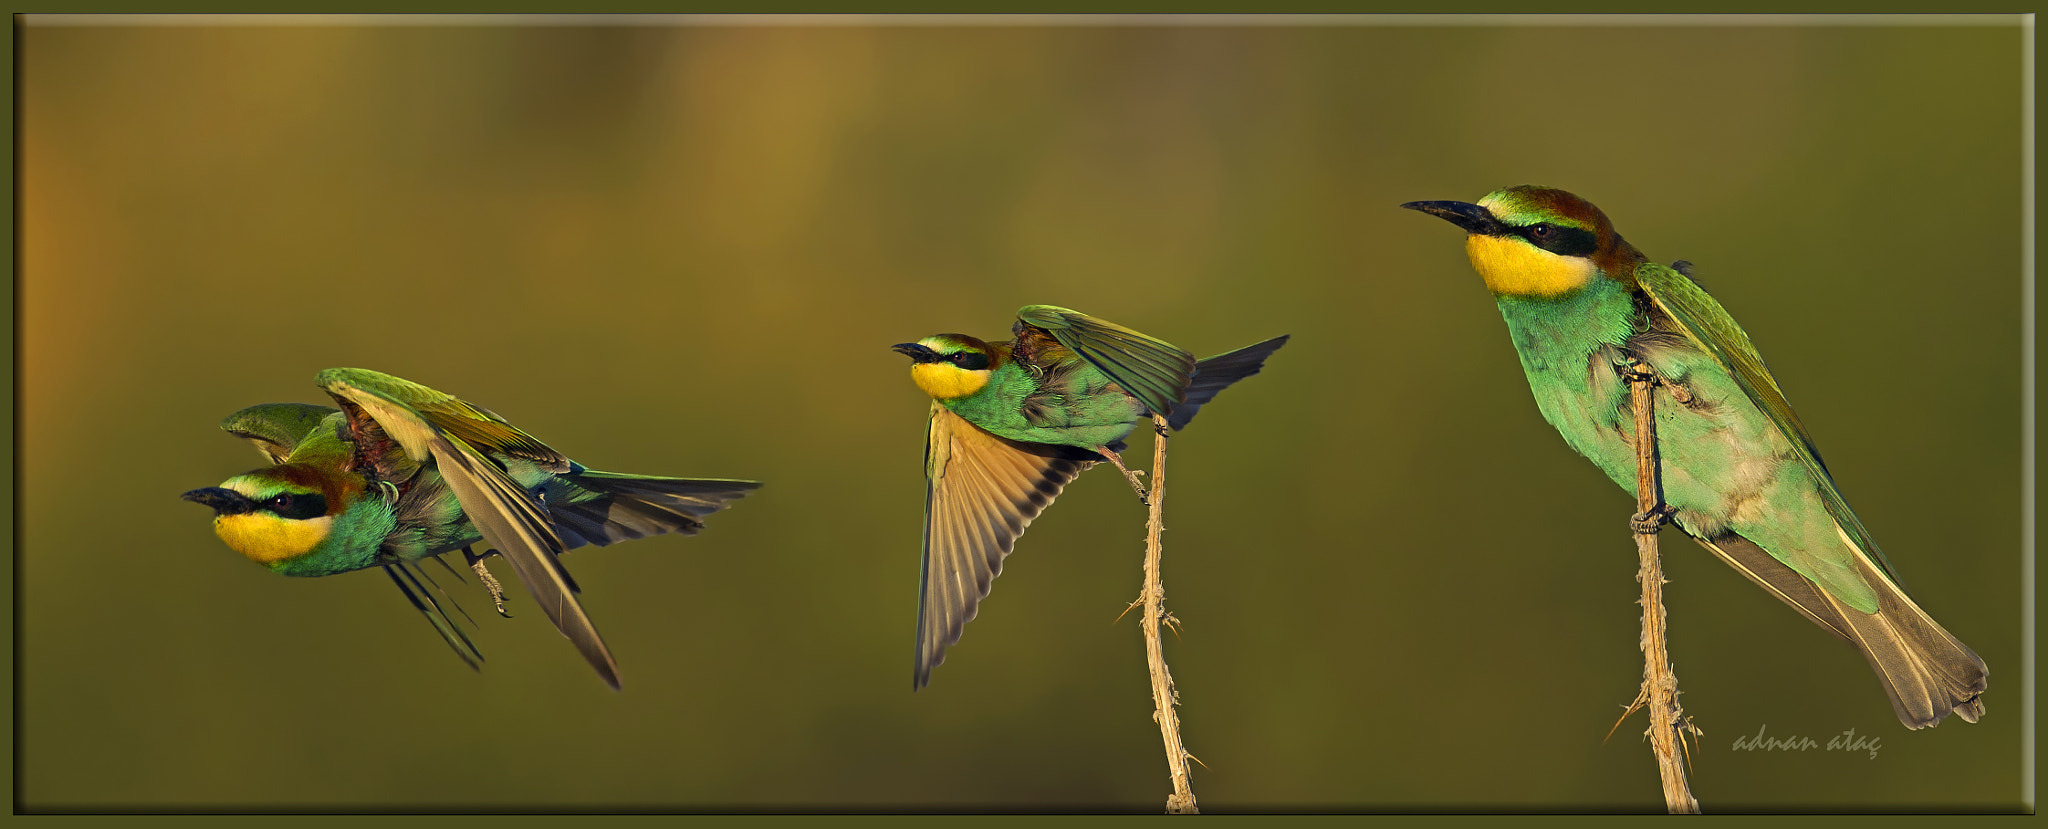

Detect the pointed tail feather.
[
  {"left": 548, "top": 474, "right": 760, "bottom": 551},
  {"left": 1167, "top": 334, "right": 1289, "bottom": 431},
  {"left": 383, "top": 562, "right": 485, "bottom": 671},
  {"left": 1694, "top": 532, "right": 1986, "bottom": 729}
]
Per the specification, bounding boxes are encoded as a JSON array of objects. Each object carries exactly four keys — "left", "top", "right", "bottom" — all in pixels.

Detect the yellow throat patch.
[
  {"left": 1466, "top": 234, "right": 1596, "bottom": 298},
  {"left": 910, "top": 362, "right": 991, "bottom": 401},
  {"left": 214, "top": 513, "right": 333, "bottom": 565}
]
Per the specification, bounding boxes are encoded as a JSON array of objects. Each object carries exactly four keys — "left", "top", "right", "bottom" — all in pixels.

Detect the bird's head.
[
  {"left": 1403, "top": 185, "right": 1643, "bottom": 298},
  {"left": 183, "top": 464, "right": 349, "bottom": 570},
  {"left": 893, "top": 334, "right": 999, "bottom": 401}
]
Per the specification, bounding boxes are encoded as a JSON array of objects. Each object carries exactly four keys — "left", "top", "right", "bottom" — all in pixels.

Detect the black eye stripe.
[
  {"left": 1513, "top": 223, "right": 1598, "bottom": 257},
  {"left": 265, "top": 492, "right": 328, "bottom": 521},
  {"left": 950, "top": 352, "right": 990, "bottom": 371}
]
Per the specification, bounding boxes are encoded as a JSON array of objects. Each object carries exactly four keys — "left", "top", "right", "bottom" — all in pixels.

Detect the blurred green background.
[{"left": 19, "top": 18, "right": 2025, "bottom": 812}]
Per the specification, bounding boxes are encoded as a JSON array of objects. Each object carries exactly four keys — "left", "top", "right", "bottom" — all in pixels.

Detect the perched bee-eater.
[
  {"left": 1404, "top": 186, "right": 1986, "bottom": 729},
  {"left": 894, "top": 305, "right": 1288, "bottom": 688},
  {"left": 182, "top": 368, "right": 759, "bottom": 689}
]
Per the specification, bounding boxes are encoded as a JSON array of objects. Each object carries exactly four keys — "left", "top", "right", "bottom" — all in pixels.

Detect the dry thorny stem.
[
  {"left": 1614, "top": 361, "right": 1703, "bottom": 814},
  {"left": 1132, "top": 414, "right": 1199, "bottom": 815}
]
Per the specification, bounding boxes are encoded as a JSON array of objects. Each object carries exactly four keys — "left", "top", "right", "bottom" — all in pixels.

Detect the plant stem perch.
[
  {"left": 1139, "top": 414, "right": 1198, "bottom": 814},
  {"left": 1624, "top": 363, "right": 1702, "bottom": 814}
]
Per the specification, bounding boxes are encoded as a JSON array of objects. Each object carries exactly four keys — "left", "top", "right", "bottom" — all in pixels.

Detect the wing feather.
[
  {"left": 1692, "top": 532, "right": 1985, "bottom": 728},
  {"left": 219, "top": 402, "right": 341, "bottom": 464},
  {"left": 1015, "top": 305, "right": 1196, "bottom": 420},
  {"left": 321, "top": 368, "right": 622, "bottom": 689},
  {"left": 915, "top": 404, "right": 1094, "bottom": 689},
  {"left": 1633, "top": 264, "right": 1903, "bottom": 588},
  {"left": 317, "top": 368, "right": 567, "bottom": 469}
]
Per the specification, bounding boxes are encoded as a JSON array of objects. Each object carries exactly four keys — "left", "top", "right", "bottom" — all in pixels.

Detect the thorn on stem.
[{"left": 1606, "top": 687, "right": 1651, "bottom": 743}]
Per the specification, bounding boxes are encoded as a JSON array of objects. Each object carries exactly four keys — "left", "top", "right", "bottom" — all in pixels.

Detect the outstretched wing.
[
  {"left": 1632, "top": 263, "right": 1903, "bottom": 593},
  {"left": 219, "top": 402, "right": 341, "bottom": 463},
  {"left": 317, "top": 367, "right": 621, "bottom": 689},
  {"left": 1015, "top": 305, "right": 1196, "bottom": 420},
  {"left": 917, "top": 403, "right": 1094, "bottom": 689}
]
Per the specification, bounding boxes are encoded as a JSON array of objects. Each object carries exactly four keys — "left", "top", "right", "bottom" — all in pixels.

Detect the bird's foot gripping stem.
[
  {"left": 463, "top": 546, "right": 511, "bottom": 617},
  {"left": 1095, "top": 447, "right": 1151, "bottom": 506},
  {"left": 1615, "top": 354, "right": 1696, "bottom": 405},
  {"left": 1631, "top": 505, "right": 1676, "bottom": 535},
  {"left": 1616, "top": 355, "right": 1657, "bottom": 384}
]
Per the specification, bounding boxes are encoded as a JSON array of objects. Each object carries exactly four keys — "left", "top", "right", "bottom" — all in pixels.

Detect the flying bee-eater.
[
  {"left": 182, "top": 367, "right": 759, "bottom": 689},
  {"left": 894, "top": 305, "right": 1288, "bottom": 689},
  {"left": 1404, "top": 186, "right": 1986, "bottom": 729}
]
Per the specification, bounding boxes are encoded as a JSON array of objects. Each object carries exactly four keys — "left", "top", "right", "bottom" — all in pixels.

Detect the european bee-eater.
[
  {"left": 894, "top": 305, "right": 1287, "bottom": 689},
  {"left": 182, "top": 368, "right": 759, "bottom": 689},
  {"left": 1404, "top": 186, "right": 1986, "bottom": 729}
]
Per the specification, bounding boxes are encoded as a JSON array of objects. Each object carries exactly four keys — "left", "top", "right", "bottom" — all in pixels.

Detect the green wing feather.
[
  {"left": 219, "top": 402, "right": 340, "bottom": 463},
  {"left": 1632, "top": 263, "right": 1903, "bottom": 589},
  {"left": 317, "top": 367, "right": 622, "bottom": 689},
  {"left": 1015, "top": 305, "right": 1196, "bottom": 419},
  {"left": 315, "top": 368, "right": 567, "bottom": 469}
]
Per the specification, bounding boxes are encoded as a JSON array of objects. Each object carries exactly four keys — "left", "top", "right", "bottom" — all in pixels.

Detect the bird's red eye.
[{"left": 1530, "top": 224, "right": 1552, "bottom": 237}]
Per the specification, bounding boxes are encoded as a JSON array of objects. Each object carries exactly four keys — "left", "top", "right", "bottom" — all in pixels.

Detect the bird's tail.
[
  {"left": 1167, "top": 334, "right": 1290, "bottom": 431},
  {"left": 1696, "top": 532, "right": 1986, "bottom": 729},
  {"left": 545, "top": 472, "right": 760, "bottom": 551}
]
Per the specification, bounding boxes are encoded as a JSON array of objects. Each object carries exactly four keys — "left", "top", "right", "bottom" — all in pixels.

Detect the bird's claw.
[
  {"left": 1095, "top": 447, "right": 1152, "bottom": 505},
  {"left": 1631, "top": 505, "right": 1675, "bottom": 535},
  {"left": 464, "top": 548, "right": 511, "bottom": 617},
  {"left": 1615, "top": 355, "right": 1697, "bottom": 404},
  {"left": 1125, "top": 476, "right": 1152, "bottom": 506},
  {"left": 1615, "top": 355, "right": 1656, "bottom": 384}
]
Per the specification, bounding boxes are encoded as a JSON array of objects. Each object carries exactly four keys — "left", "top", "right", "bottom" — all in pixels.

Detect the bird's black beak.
[
  {"left": 892, "top": 342, "right": 940, "bottom": 363},
  {"left": 1402, "top": 200, "right": 1504, "bottom": 236},
  {"left": 182, "top": 487, "right": 257, "bottom": 516}
]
